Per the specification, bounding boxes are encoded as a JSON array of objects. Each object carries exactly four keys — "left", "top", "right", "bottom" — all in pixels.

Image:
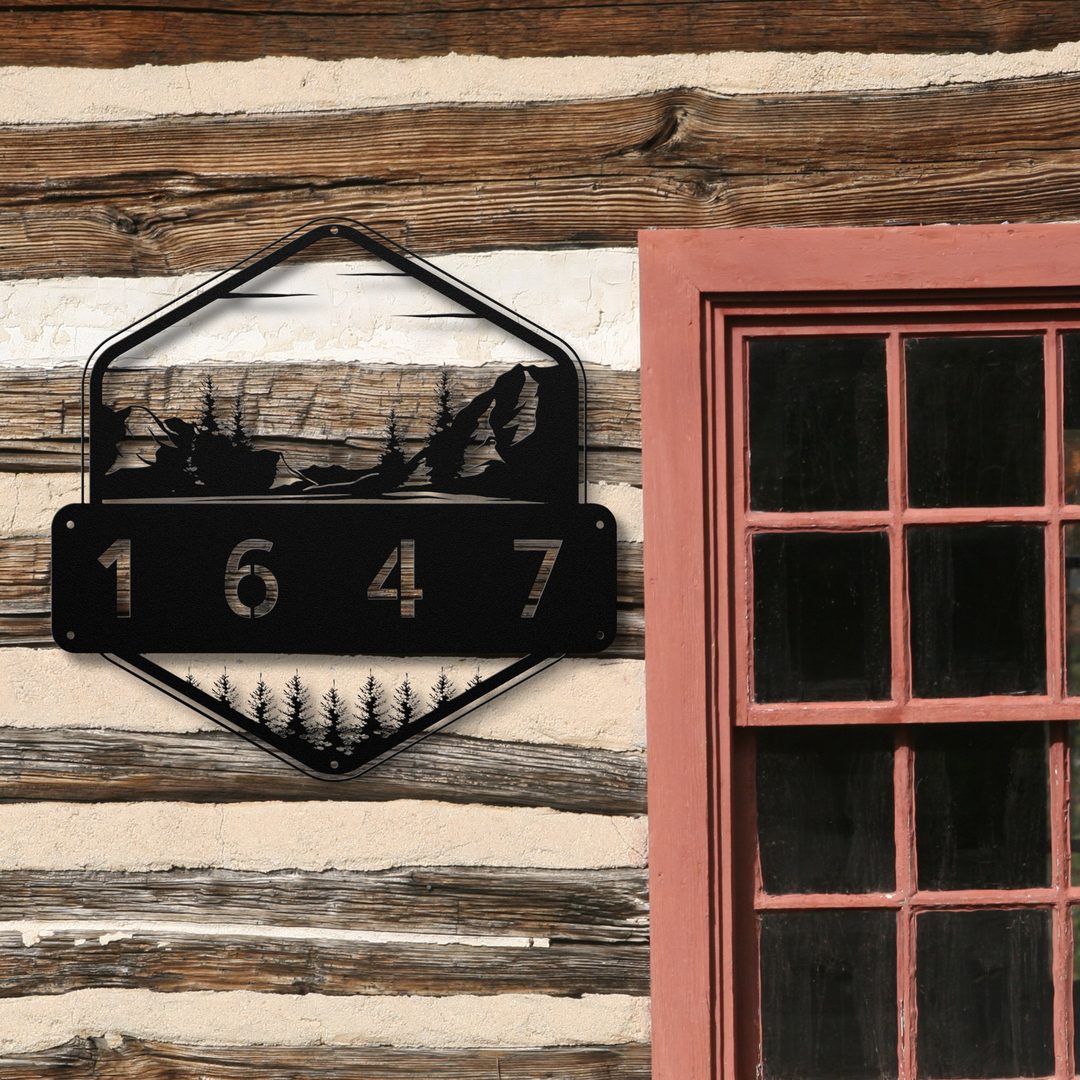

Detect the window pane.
[
  {"left": 1062, "top": 333, "right": 1080, "bottom": 503},
  {"left": 1066, "top": 524, "right": 1080, "bottom": 696},
  {"left": 761, "top": 909, "right": 897, "bottom": 1080},
  {"left": 749, "top": 336, "right": 888, "bottom": 512},
  {"left": 757, "top": 726, "right": 895, "bottom": 894},
  {"left": 914, "top": 722, "right": 1049, "bottom": 891},
  {"left": 753, "top": 532, "right": 891, "bottom": 702},
  {"left": 908, "top": 524, "right": 1046, "bottom": 698},
  {"left": 1069, "top": 723, "right": 1080, "bottom": 886},
  {"left": 916, "top": 909, "right": 1053, "bottom": 1079},
  {"left": 906, "top": 336, "right": 1044, "bottom": 508},
  {"left": 1072, "top": 908, "right": 1080, "bottom": 1064}
]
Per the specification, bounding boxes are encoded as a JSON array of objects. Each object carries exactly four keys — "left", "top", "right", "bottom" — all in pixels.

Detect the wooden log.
[
  {"left": 0, "top": 0, "right": 1071, "bottom": 68},
  {"left": 8, "top": 79, "right": 1080, "bottom": 273},
  {"left": 0, "top": 1038, "right": 652, "bottom": 1080},
  {"left": 0, "top": 866, "right": 650, "bottom": 942},
  {"left": 0, "top": 930, "right": 649, "bottom": 997},
  {"left": 0, "top": 363, "right": 641, "bottom": 473},
  {"left": 0, "top": 728, "right": 646, "bottom": 815}
]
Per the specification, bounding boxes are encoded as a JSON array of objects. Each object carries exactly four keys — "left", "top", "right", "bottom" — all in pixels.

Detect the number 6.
[{"left": 225, "top": 539, "right": 279, "bottom": 618}]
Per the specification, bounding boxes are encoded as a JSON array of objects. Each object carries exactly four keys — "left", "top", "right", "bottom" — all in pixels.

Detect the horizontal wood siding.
[
  {"left": 0, "top": 932, "right": 649, "bottom": 997},
  {"left": 9, "top": 77, "right": 1080, "bottom": 273},
  {"left": 1, "top": 1038, "right": 651, "bottom": 1078},
  {"left": 0, "top": 866, "right": 649, "bottom": 941},
  {"left": 0, "top": 1, "right": 1071, "bottom": 67},
  {"left": 0, "top": 363, "right": 640, "bottom": 473},
  {"left": 0, "top": 729, "right": 646, "bottom": 814}
]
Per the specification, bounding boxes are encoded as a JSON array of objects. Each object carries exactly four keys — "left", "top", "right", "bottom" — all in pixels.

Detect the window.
[{"left": 640, "top": 224, "right": 1080, "bottom": 1080}]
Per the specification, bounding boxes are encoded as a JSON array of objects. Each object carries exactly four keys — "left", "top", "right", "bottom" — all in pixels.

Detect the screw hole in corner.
[
  {"left": 596, "top": 630, "right": 605, "bottom": 640},
  {"left": 66, "top": 631, "right": 75, "bottom": 640},
  {"left": 596, "top": 520, "right": 605, "bottom": 529},
  {"left": 66, "top": 520, "right": 75, "bottom": 530}
]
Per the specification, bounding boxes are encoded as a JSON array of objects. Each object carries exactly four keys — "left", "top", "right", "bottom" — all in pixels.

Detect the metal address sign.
[{"left": 51, "top": 219, "right": 617, "bottom": 780}]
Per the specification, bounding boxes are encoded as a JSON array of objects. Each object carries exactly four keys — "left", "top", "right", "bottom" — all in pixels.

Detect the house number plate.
[{"left": 52, "top": 501, "right": 618, "bottom": 656}]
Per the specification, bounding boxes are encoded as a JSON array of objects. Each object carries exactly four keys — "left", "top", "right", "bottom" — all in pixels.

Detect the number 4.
[
  {"left": 368, "top": 540, "right": 422, "bottom": 618},
  {"left": 514, "top": 540, "right": 562, "bottom": 618}
]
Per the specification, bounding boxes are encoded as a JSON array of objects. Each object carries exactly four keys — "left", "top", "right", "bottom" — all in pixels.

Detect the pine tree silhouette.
[
  {"left": 355, "top": 671, "right": 383, "bottom": 737},
  {"left": 309, "top": 682, "right": 347, "bottom": 751},
  {"left": 388, "top": 674, "right": 421, "bottom": 734},
  {"left": 212, "top": 667, "right": 237, "bottom": 709},
  {"left": 423, "top": 371, "right": 466, "bottom": 490},
  {"left": 197, "top": 375, "right": 220, "bottom": 433},
  {"left": 375, "top": 408, "right": 411, "bottom": 490},
  {"left": 281, "top": 671, "right": 311, "bottom": 737},
  {"left": 467, "top": 667, "right": 482, "bottom": 690},
  {"left": 229, "top": 396, "right": 251, "bottom": 447},
  {"left": 184, "top": 667, "right": 200, "bottom": 689},
  {"left": 249, "top": 675, "right": 278, "bottom": 730},
  {"left": 430, "top": 668, "right": 455, "bottom": 709}
]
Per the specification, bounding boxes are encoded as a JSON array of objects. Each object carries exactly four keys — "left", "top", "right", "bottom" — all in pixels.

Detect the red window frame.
[{"left": 640, "top": 223, "right": 1080, "bottom": 1080}]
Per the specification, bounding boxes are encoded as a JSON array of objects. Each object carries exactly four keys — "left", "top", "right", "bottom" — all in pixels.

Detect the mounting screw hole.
[
  {"left": 596, "top": 630, "right": 605, "bottom": 640},
  {"left": 595, "top": 520, "right": 605, "bottom": 529},
  {"left": 66, "top": 520, "right": 75, "bottom": 530},
  {"left": 330, "top": 761, "right": 339, "bottom": 769},
  {"left": 330, "top": 225, "right": 339, "bottom": 234},
  {"left": 66, "top": 631, "right": 75, "bottom": 640}
]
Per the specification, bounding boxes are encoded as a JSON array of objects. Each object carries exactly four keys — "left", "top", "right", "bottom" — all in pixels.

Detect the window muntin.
[{"left": 732, "top": 321, "right": 1080, "bottom": 721}]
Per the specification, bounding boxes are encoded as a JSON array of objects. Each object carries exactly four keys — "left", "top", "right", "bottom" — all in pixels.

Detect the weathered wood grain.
[
  {"left": 0, "top": 866, "right": 650, "bottom": 942},
  {"left": 0, "top": 0, "right": 1070, "bottom": 67},
  {"left": 0, "top": 363, "right": 641, "bottom": 478},
  {"left": 0, "top": 1038, "right": 651, "bottom": 1080},
  {"left": 0, "top": 931, "right": 648, "bottom": 997},
  {"left": 0, "top": 728, "right": 646, "bottom": 814},
  {"left": 7, "top": 78, "right": 1080, "bottom": 274}
]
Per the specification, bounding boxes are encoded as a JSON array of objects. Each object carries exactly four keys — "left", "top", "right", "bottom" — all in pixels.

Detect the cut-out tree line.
[{"left": 186, "top": 666, "right": 480, "bottom": 756}]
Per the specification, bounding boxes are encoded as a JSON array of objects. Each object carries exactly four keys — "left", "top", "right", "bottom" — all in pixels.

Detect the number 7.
[{"left": 514, "top": 540, "right": 562, "bottom": 618}]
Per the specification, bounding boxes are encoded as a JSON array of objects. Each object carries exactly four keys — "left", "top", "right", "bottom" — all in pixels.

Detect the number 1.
[{"left": 98, "top": 539, "right": 131, "bottom": 617}]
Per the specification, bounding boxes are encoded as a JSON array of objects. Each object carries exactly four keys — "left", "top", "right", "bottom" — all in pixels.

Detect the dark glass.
[
  {"left": 748, "top": 336, "right": 888, "bottom": 512},
  {"left": 1072, "top": 908, "right": 1080, "bottom": 1063},
  {"left": 1069, "top": 724, "right": 1080, "bottom": 885},
  {"left": 906, "top": 336, "right": 1044, "bottom": 507},
  {"left": 757, "top": 726, "right": 895, "bottom": 894},
  {"left": 760, "top": 909, "right": 897, "bottom": 1080},
  {"left": 1066, "top": 525, "right": 1080, "bottom": 696},
  {"left": 753, "top": 532, "right": 891, "bottom": 702},
  {"left": 914, "top": 722, "right": 1049, "bottom": 890},
  {"left": 907, "top": 524, "right": 1046, "bottom": 697},
  {"left": 916, "top": 909, "right": 1053, "bottom": 1079},
  {"left": 1062, "top": 334, "right": 1080, "bottom": 503}
]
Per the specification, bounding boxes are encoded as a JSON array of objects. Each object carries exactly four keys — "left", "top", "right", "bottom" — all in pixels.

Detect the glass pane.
[
  {"left": 757, "top": 726, "right": 895, "bottom": 894},
  {"left": 760, "top": 909, "right": 897, "bottom": 1080},
  {"left": 1066, "top": 525, "right": 1080, "bottom": 696},
  {"left": 916, "top": 908, "right": 1053, "bottom": 1079},
  {"left": 1072, "top": 908, "right": 1080, "bottom": 1064},
  {"left": 748, "top": 336, "right": 888, "bottom": 512},
  {"left": 914, "top": 722, "right": 1049, "bottom": 891},
  {"left": 753, "top": 532, "right": 891, "bottom": 702},
  {"left": 906, "top": 336, "right": 1044, "bottom": 508},
  {"left": 1062, "top": 334, "right": 1080, "bottom": 503},
  {"left": 1069, "top": 724, "right": 1080, "bottom": 886},
  {"left": 908, "top": 524, "right": 1046, "bottom": 698}
]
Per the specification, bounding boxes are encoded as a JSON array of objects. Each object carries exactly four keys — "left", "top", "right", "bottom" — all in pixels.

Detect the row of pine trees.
[{"left": 186, "top": 667, "right": 478, "bottom": 756}]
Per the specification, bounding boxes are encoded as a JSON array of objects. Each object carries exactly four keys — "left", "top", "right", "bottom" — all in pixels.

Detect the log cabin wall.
[{"left": 0, "top": 3, "right": 1076, "bottom": 1073}]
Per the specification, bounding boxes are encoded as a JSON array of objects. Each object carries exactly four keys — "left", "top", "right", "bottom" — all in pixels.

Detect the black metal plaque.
[
  {"left": 54, "top": 502, "right": 616, "bottom": 655},
  {"left": 50, "top": 217, "right": 618, "bottom": 780}
]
